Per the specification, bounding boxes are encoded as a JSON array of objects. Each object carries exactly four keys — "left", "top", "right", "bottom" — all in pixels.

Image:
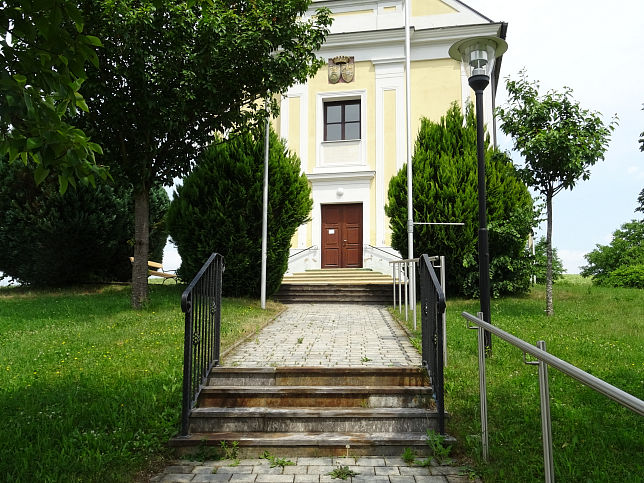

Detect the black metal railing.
[
  {"left": 288, "top": 245, "right": 317, "bottom": 258},
  {"left": 366, "top": 244, "right": 403, "bottom": 259},
  {"left": 418, "top": 254, "right": 446, "bottom": 434},
  {"left": 180, "top": 253, "right": 224, "bottom": 437}
]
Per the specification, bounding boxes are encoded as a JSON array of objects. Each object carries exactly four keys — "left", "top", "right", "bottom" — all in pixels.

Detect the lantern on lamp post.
[{"left": 449, "top": 36, "right": 507, "bottom": 354}]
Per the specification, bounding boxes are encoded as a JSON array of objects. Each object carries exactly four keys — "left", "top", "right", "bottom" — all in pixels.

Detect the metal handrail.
[
  {"left": 180, "top": 253, "right": 225, "bottom": 437},
  {"left": 461, "top": 310, "right": 644, "bottom": 480},
  {"left": 461, "top": 312, "right": 644, "bottom": 415},
  {"left": 390, "top": 258, "right": 419, "bottom": 328},
  {"left": 421, "top": 256, "right": 446, "bottom": 312},
  {"left": 288, "top": 245, "right": 317, "bottom": 258},
  {"left": 365, "top": 244, "right": 403, "bottom": 259},
  {"left": 389, "top": 257, "right": 420, "bottom": 265},
  {"left": 418, "top": 254, "right": 446, "bottom": 434}
]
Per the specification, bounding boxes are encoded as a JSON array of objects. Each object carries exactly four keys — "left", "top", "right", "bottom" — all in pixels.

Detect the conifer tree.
[
  {"left": 386, "top": 103, "right": 534, "bottom": 296},
  {"left": 167, "top": 127, "right": 311, "bottom": 297}
]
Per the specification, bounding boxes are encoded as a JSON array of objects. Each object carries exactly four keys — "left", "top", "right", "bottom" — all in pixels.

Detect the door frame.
[
  {"left": 321, "top": 203, "right": 363, "bottom": 269},
  {"left": 307, "top": 171, "right": 374, "bottom": 269}
]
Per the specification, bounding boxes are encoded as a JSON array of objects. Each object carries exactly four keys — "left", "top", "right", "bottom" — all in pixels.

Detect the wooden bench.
[{"left": 129, "top": 257, "right": 178, "bottom": 282}]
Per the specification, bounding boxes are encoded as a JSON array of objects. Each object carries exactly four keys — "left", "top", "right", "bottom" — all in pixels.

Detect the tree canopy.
[
  {"left": 385, "top": 103, "right": 535, "bottom": 297},
  {"left": 76, "top": 0, "right": 331, "bottom": 307},
  {"left": 0, "top": 159, "right": 168, "bottom": 286},
  {"left": 497, "top": 72, "right": 616, "bottom": 200},
  {"left": 1, "top": 0, "right": 105, "bottom": 190},
  {"left": 497, "top": 71, "right": 616, "bottom": 314},
  {"left": 581, "top": 220, "right": 644, "bottom": 288}
]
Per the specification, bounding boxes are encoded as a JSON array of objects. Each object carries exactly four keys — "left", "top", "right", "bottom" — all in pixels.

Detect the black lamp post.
[{"left": 449, "top": 36, "right": 507, "bottom": 353}]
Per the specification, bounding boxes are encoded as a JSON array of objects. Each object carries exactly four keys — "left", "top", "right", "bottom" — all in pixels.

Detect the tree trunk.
[
  {"left": 545, "top": 189, "right": 554, "bottom": 316},
  {"left": 132, "top": 186, "right": 150, "bottom": 309}
]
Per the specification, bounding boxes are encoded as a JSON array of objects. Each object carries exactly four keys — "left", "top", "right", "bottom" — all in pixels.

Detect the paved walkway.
[
  {"left": 151, "top": 456, "right": 474, "bottom": 482},
  {"left": 152, "top": 304, "right": 477, "bottom": 482},
  {"left": 222, "top": 304, "right": 420, "bottom": 367}
]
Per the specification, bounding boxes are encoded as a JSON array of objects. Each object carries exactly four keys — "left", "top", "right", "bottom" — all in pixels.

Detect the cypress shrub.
[
  {"left": 166, "top": 127, "right": 312, "bottom": 297},
  {"left": 0, "top": 161, "right": 169, "bottom": 286},
  {"left": 385, "top": 103, "right": 534, "bottom": 297}
]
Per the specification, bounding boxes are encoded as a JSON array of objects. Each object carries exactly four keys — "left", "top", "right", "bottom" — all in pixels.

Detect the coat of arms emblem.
[
  {"left": 328, "top": 56, "right": 355, "bottom": 84},
  {"left": 328, "top": 60, "right": 341, "bottom": 84},
  {"left": 341, "top": 61, "right": 354, "bottom": 83}
]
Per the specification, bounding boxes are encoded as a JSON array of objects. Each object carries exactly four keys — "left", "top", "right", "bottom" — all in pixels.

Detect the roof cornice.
[{"left": 319, "top": 22, "right": 505, "bottom": 50}]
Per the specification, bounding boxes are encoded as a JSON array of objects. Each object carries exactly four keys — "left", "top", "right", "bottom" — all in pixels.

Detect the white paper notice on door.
[{"left": 328, "top": 229, "right": 335, "bottom": 234}]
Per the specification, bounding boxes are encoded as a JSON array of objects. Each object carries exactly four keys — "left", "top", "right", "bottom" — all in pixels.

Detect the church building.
[{"left": 273, "top": 0, "right": 506, "bottom": 274}]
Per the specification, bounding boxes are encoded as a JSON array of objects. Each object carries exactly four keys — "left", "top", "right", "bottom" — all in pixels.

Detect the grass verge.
[
  {"left": 0, "top": 284, "right": 281, "bottom": 482},
  {"left": 391, "top": 283, "right": 643, "bottom": 482}
]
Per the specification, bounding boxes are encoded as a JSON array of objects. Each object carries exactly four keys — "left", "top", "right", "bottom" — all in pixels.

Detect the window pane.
[
  {"left": 345, "top": 103, "right": 360, "bottom": 122},
  {"left": 345, "top": 122, "right": 360, "bottom": 140},
  {"left": 326, "top": 104, "right": 342, "bottom": 123},
  {"left": 326, "top": 124, "right": 342, "bottom": 141}
]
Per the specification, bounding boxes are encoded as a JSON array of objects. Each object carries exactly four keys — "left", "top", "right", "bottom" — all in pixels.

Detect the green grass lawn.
[
  {"left": 0, "top": 284, "right": 282, "bottom": 482},
  {"left": 393, "top": 280, "right": 644, "bottom": 482}
]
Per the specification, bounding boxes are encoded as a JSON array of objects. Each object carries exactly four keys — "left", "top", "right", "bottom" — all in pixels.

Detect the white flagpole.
[
  {"left": 405, "top": 0, "right": 416, "bottom": 328},
  {"left": 261, "top": 115, "right": 269, "bottom": 309}
]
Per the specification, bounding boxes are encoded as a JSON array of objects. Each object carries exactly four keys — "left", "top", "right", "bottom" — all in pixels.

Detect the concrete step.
[
  {"left": 189, "top": 407, "right": 440, "bottom": 433},
  {"left": 276, "top": 286, "right": 392, "bottom": 292},
  {"left": 169, "top": 431, "right": 455, "bottom": 457},
  {"left": 275, "top": 297, "right": 392, "bottom": 304},
  {"left": 284, "top": 271, "right": 392, "bottom": 277},
  {"left": 280, "top": 281, "right": 392, "bottom": 286},
  {"left": 207, "top": 367, "right": 429, "bottom": 387},
  {"left": 281, "top": 269, "right": 394, "bottom": 285},
  {"left": 170, "top": 367, "right": 451, "bottom": 457},
  {"left": 274, "top": 284, "right": 392, "bottom": 304},
  {"left": 304, "top": 268, "right": 375, "bottom": 272},
  {"left": 198, "top": 385, "right": 435, "bottom": 408}
]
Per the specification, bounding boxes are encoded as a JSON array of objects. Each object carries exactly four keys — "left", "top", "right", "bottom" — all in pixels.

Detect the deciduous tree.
[
  {"left": 77, "top": 0, "right": 331, "bottom": 307},
  {"left": 0, "top": 0, "right": 105, "bottom": 188},
  {"left": 581, "top": 220, "right": 644, "bottom": 288},
  {"left": 496, "top": 71, "right": 616, "bottom": 315},
  {"left": 0, "top": 160, "right": 168, "bottom": 286}
]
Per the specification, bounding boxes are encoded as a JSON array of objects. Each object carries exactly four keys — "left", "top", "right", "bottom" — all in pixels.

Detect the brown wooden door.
[{"left": 321, "top": 203, "right": 363, "bottom": 268}]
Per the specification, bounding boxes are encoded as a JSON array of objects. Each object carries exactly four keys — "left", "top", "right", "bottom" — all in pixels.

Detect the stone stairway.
[
  {"left": 274, "top": 268, "right": 393, "bottom": 304},
  {"left": 169, "top": 366, "right": 445, "bottom": 457}
]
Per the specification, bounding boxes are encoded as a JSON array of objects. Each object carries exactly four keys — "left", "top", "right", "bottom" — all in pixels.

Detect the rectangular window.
[{"left": 324, "top": 100, "right": 361, "bottom": 141}]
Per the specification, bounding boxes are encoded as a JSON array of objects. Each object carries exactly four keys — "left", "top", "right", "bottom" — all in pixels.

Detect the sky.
[{"left": 463, "top": 0, "right": 644, "bottom": 272}]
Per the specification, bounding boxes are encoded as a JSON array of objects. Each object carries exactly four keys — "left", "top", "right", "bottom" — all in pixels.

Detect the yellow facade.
[
  {"left": 383, "top": 89, "right": 397, "bottom": 246},
  {"left": 333, "top": 9, "right": 373, "bottom": 17},
  {"left": 289, "top": 59, "right": 464, "bottom": 249},
  {"left": 410, "top": 59, "right": 462, "bottom": 139},
  {"left": 288, "top": 97, "right": 302, "bottom": 158},
  {"left": 412, "top": 0, "right": 457, "bottom": 16}
]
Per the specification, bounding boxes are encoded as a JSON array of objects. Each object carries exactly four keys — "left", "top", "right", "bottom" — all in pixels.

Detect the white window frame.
[{"left": 316, "top": 89, "right": 367, "bottom": 171}]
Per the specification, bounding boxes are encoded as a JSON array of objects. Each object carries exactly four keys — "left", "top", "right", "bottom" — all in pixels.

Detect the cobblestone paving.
[
  {"left": 151, "top": 456, "right": 476, "bottom": 482},
  {"left": 222, "top": 304, "right": 420, "bottom": 367}
]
